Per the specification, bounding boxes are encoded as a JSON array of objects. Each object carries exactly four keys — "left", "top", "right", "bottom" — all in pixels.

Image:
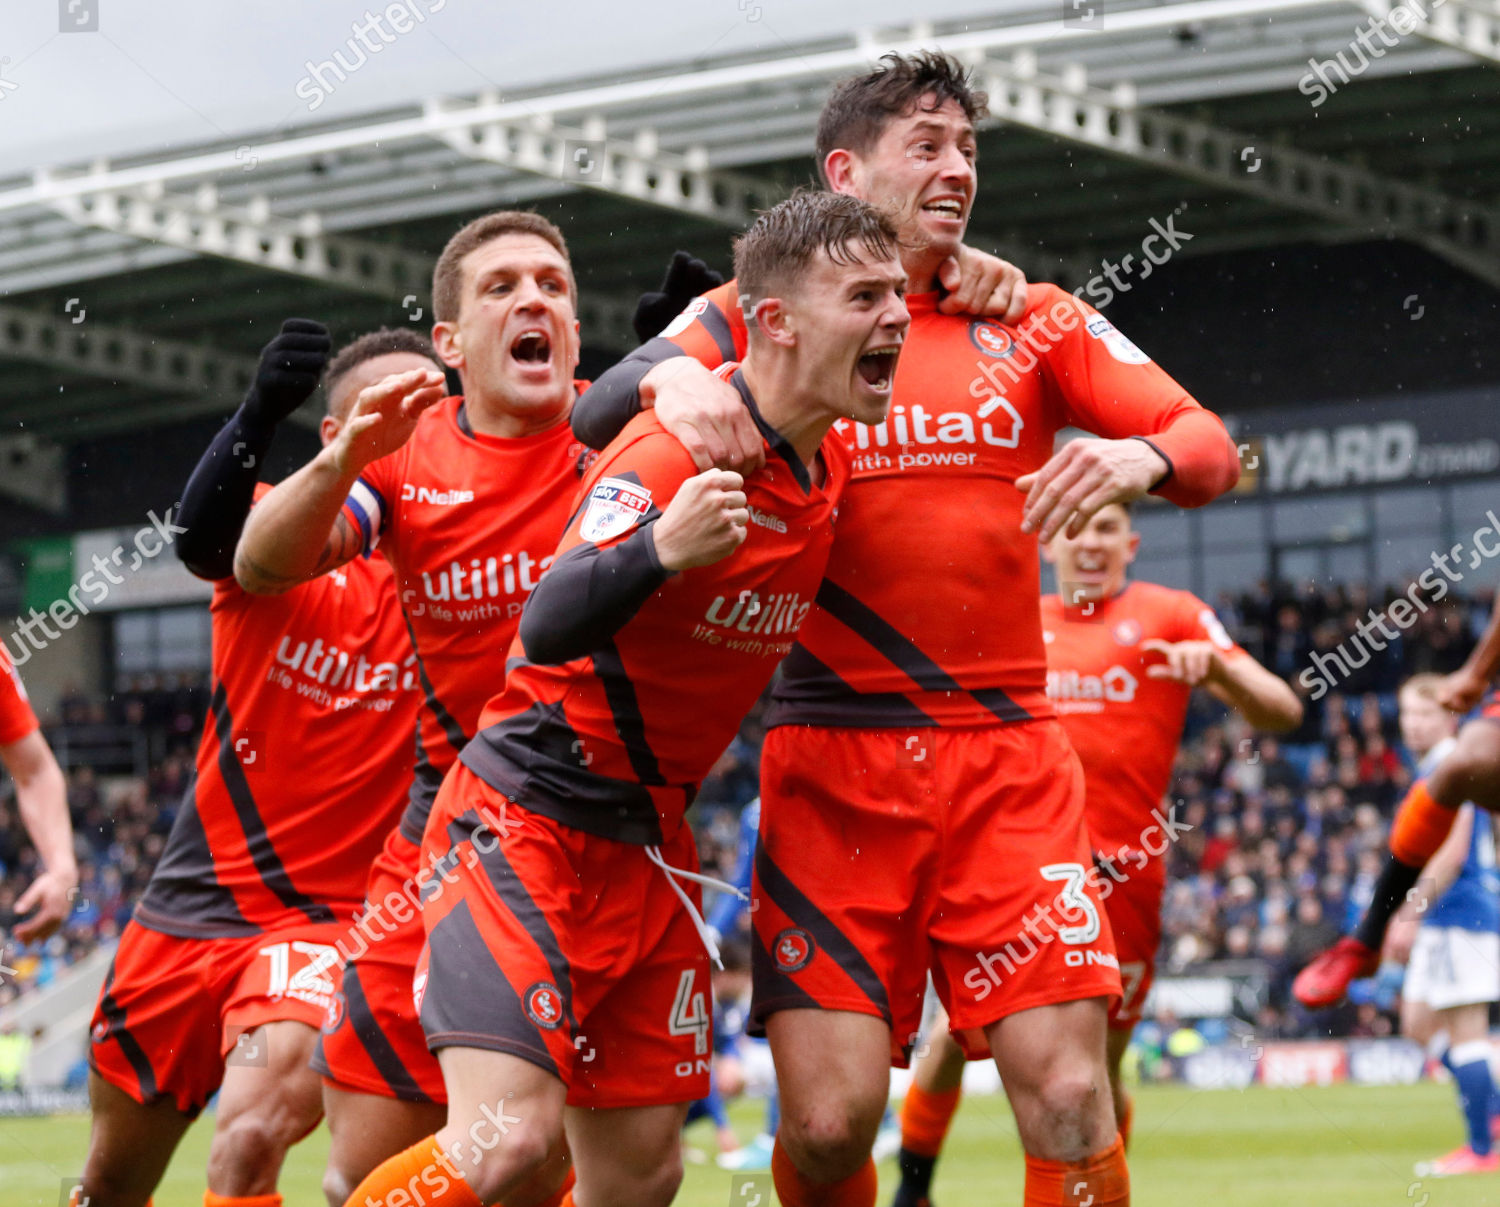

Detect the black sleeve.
[
  {"left": 518, "top": 522, "right": 671, "bottom": 665},
  {"left": 174, "top": 405, "right": 279, "bottom": 581},
  {"left": 570, "top": 339, "right": 687, "bottom": 450}
]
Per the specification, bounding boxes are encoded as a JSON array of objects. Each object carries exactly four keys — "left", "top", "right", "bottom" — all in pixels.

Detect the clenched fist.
[{"left": 653, "top": 469, "right": 749, "bottom": 571}]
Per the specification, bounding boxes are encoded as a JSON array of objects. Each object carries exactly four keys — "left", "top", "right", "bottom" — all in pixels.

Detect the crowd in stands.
[{"left": 3, "top": 581, "right": 1495, "bottom": 1050}]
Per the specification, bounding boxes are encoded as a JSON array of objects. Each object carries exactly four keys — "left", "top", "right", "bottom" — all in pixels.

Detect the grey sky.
[{"left": 0, "top": 0, "right": 1005, "bottom": 172}]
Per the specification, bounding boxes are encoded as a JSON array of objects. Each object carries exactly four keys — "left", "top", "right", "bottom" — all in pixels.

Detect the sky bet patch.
[{"left": 581, "top": 477, "right": 652, "bottom": 543}]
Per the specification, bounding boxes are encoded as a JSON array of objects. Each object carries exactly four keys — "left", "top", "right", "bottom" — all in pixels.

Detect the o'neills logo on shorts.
[
  {"left": 525, "top": 981, "right": 566, "bottom": 1029},
  {"left": 774, "top": 928, "right": 815, "bottom": 973}
]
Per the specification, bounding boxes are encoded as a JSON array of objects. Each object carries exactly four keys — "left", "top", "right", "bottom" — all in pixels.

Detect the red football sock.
[
  {"left": 772, "top": 1138, "right": 878, "bottom": 1207},
  {"left": 1024, "top": 1135, "right": 1129, "bottom": 1206},
  {"left": 1390, "top": 780, "right": 1460, "bottom": 866},
  {"left": 901, "top": 1083, "right": 963, "bottom": 1158},
  {"left": 342, "top": 1136, "right": 481, "bottom": 1207},
  {"left": 205, "top": 1195, "right": 281, "bottom": 1207}
]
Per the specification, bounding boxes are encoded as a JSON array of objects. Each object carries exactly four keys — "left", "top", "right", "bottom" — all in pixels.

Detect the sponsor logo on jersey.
[
  {"left": 748, "top": 506, "right": 787, "bottom": 534},
  {"left": 703, "top": 589, "right": 812, "bottom": 636},
  {"left": 581, "top": 477, "right": 653, "bottom": 543},
  {"left": 773, "top": 927, "right": 814, "bottom": 973},
  {"left": 836, "top": 401, "right": 1024, "bottom": 454},
  {"left": 525, "top": 982, "right": 566, "bottom": 1029},
  {"left": 401, "top": 483, "right": 475, "bottom": 506},
  {"left": 273, "top": 634, "right": 420, "bottom": 698},
  {"left": 1047, "top": 664, "right": 1139, "bottom": 705},
  {"left": 968, "top": 319, "right": 1017, "bottom": 359},
  {"left": 419, "top": 551, "right": 552, "bottom": 604},
  {"left": 1113, "top": 619, "right": 1142, "bottom": 646},
  {"left": 1085, "top": 315, "right": 1151, "bottom": 364}
]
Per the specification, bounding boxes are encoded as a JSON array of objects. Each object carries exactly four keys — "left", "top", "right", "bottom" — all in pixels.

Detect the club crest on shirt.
[
  {"left": 1113, "top": 619, "right": 1142, "bottom": 646},
  {"left": 968, "top": 319, "right": 1016, "bottom": 359},
  {"left": 525, "top": 981, "right": 566, "bottom": 1029},
  {"left": 580, "top": 477, "right": 652, "bottom": 543},
  {"left": 773, "top": 927, "right": 815, "bottom": 973}
]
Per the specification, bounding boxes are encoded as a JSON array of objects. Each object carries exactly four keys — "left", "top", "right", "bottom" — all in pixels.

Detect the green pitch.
[{"left": 4, "top": 1083, "right": 1499, "bottom": 1205}]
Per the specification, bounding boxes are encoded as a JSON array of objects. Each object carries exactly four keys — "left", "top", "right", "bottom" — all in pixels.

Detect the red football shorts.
[
  {"left": 90, "top": 915, "right": 351, "bottom": 1116},
  {"left": 312, "top": 826, "right": 446, "bottom": 1103},
  {"left": 417, "top": 763, "right": 712, "bottom": 1109},
  {"left": 1096, "top": 868, "right": 1165, "bottom": 1029},
  {"left": 753, "top": 720, "right": 1121, "bottom": 1064}
]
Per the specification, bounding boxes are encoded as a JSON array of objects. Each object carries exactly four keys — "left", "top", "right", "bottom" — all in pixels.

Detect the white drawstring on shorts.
[{"left": 645, "top": 844, "right": 748, "bottom": 969}]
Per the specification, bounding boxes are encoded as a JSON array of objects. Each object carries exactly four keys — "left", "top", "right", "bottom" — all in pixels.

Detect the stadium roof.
[{"left": 1, "top": 0, "right": 1497, "bottom": 464}]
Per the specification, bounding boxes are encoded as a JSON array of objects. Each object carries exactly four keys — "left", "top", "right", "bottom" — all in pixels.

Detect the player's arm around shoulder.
[
  {"left": 234, "top": 367, "right": 444, "bottom": 594},
  {"left": 518, "top": 424, "right": 748, "bottom": 665},
  {"left": 1142, "top": 588, "right": 1302, "bottom": 731}
]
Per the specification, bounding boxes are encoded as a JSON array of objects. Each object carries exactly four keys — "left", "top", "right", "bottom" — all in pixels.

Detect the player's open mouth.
[
  {"left": 921, "top": 198, "right": 965, "bottom": 220},
  {"left": 856, "top": 347, "right": 900, "bottom": 390},
  {"left": 510, "top": 330, "right": 552, "bottom": 365}
]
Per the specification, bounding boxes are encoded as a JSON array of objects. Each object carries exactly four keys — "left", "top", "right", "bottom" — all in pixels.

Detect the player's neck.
[
  {"left": 738, "top": 359, "right": 827, "bottom": 475},
  {"left": 461, "top": 389, "right": 574, "bottom": 439},
  {"left": 899, "top": 246, "right": 948, "bottom": 296}
]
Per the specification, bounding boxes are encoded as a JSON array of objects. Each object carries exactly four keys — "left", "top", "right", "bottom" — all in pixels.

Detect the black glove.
[
  {"left": 632, "top": 251, "right": 724, "bottom": 343},
  {"left": 242, "top": 318, "right": 332, "bottom": 426}
]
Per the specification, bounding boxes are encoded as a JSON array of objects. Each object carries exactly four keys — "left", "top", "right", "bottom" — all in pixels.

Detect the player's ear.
[
  {"left": 1040, "top": 537, "right": 1058, "bottom": 566},
  {"left": 823, "top": 149, "right": 858, "bottom": 196},
  {"left": 1126, "top": 529, "right": 1141, "bottom": 564},
  {"left": 753, "top": 297, "right": 796, "bottom": 347},
  {"left": 566, "top": 316, "right": 583, "bottom": 372},
  {"left": 432, "top": 321, "right": 464, "bottom": 371},
  {"left": 318, "top": 414, "right": 341, "bottom": 447}
]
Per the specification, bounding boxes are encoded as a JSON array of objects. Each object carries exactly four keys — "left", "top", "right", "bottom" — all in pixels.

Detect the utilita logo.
[
  {"left": 421, "top": 552, "right": 553, "bottom": 602},
  {"left": 1047, "top": 665, "right": 1139, "bottom": 708},
  {"left": 837, "top": 403, "right": 1022, "bottom": 452},
  {"left": 274, "top": 635, "right": 419, "bottom": 694},
  {"left": 703, "top": 590, "right": 811, "bottom": 636}
]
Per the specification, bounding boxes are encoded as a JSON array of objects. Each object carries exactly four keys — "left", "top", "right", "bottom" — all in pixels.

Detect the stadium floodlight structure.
[{"left": 1, "top": 0, "right": 1497, "bottom": 439}]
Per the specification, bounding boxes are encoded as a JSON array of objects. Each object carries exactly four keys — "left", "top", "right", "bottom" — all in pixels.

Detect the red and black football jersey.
[
  {"left": 455, "top": 369, "right": 850, "bottom": 845},
  {"left": 339, "top": 395, "right": 591, "bottom": 845},
  {"left": 135, "top": 487, "right": 420, "bottom": 938},
  {"left": 630, "top": 281, "right": 1238, "bottom": 729}
]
